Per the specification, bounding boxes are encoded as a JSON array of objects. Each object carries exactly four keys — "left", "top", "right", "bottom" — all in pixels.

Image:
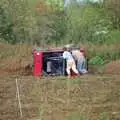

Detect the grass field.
[
  {"left": 0, "top": 42, "right": 120, "bottom": 120},
  {"left": 1, "top": 1, "right": 120, "bottom": 119},
  {"left": 0, "top": 75, "right": 120, "bottom": 120}
]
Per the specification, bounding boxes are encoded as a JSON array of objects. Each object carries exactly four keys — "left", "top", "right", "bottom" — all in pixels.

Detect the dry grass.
[
  {"left": 0, "top": 75, "right": 120, "bottom": 120},
  {"left": 0, "top": 43, "right": 120, "bottom": 120},
  {"left": 82, "top": 43, "right": 120, "bottom": 58},
  {"left": 0, "top": 42, "right": 120, "bottom": 75},
  {"left": 0, "top": 43, "right": 33, "bottom": 74}
]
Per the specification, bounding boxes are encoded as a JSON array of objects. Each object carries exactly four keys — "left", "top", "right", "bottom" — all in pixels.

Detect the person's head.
[
  {"left": 65, "top": 44, "right": 74, "bottom": 48},
  {"left": 63, "top": 47, "right": 67, "bottom": 51},
  {"left": 37, "top": 41, "right": 40, "bottom": 46},
  {"left": 80, "top": 47, "right": 85, "bottom": 52},
  {"left": 67, "top": 47, "right": 71, "bottom": 52},
  {"left": 34, "top": 40, "right": 40, "bottom": 47}
]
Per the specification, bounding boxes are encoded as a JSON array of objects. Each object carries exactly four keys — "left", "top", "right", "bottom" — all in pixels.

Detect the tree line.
[{"left": 0, "top": 0, "right": 120, "bottom": 45}]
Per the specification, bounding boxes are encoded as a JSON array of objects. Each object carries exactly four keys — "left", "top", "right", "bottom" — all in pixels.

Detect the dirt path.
[{"left": 0, "top": 75, "right": 120, "bottom": 120}]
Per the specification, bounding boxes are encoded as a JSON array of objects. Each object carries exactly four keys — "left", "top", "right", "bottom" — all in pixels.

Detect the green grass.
[
  {"left": 68, "top": 113, "right": 88, "bottom": 120},
  {"left": 67, "top": 112, "right": 109, "bottom": 120},
  {"left": 99, "top": 112, "right": 109, "bottom": 120}
]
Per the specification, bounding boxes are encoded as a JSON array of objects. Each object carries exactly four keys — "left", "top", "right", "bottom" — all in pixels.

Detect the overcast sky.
[{"left": 64, "top": 0, "right": 103, "bottom": 7}]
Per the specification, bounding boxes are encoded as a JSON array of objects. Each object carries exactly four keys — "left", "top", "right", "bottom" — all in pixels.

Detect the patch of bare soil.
[
  {"left": 0, "top": 75, "right": 120, "bottom": 120},
  {"left": 0, "top": 55, "right": 33, "bottom": 76},
  {"left": 0, "top": 65, "right": 32, "bottom": 77},
  {"left": 0, "top": 69, "right": 9, "bottom": 76},
  {"left": 104, "top": 60, "right": 120, "bottom": 74}
]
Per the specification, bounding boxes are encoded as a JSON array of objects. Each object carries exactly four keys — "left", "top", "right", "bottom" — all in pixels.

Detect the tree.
[
  {"left": 0, "top": 0, "right": 38, "bottom": 44},
  {"left": 104, "top": 0, "right": 120, "bottom": 29}
]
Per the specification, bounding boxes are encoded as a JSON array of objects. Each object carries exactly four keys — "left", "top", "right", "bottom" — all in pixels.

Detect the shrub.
[
  {"left": 0, "top": 0, "right": 38, "bottom": 44},
  {"left": 89, "top": 56, "right": 105, "bottom": 66},
  {"left": 45, "top": 0, "right": 64, "bottom": 12},
  {"left": 99, "top": 112, "right": 109, "bottom": 120},
  {"left": 104, "top": 30, "right": 120, "bottom": 44},
  {"left": 63, "top": 4, "right": 112, "bottom": 44},
  {"left": 104, "top": 0, "right": 120, "bottom": 29},
  {"left": 34, "top": 14, "right": 67, "bottom": 45}
]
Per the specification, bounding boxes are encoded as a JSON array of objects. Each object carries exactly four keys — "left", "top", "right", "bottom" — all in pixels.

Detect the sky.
[
  {"left": 64, "top": 0, "right": 103, "bottom": 7},
  {"left": 64, "top": 0, "right": 103, "bottom": 6},
  {"left": 45, "top": 0, "right": 103, "bottom": 9}
]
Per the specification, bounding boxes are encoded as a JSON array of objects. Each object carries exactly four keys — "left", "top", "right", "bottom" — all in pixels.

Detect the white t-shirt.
[{"left": 63, "top": 51, "right": 73, "bottom": 61}]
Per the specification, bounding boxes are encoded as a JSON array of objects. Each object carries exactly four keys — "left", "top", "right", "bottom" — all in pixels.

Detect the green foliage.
[
  {"left": 0, "top": 5, "right": 13, "bottom": 42},
  {"left": 45, "top": 0, "right": 64, "bottom": 12},
  {"left": 89, "top": 56, "right": 105, "bottom": 65},
  {"left": 88, "top": 44, "right": 120, "bottom": 66},
  {"left": 51, "top": 15, "right": 67, "bottom": 45},
  {"left": 99, "top": 112, "right": 109, "bottom": 120},
  {"left": 32, "top": 2, "right": 115, "bottom": 45},
  {"left": 104, "top": 0, "right": 120, "bottom": 29},
  {"left": 34, "top": 14, "right": 67, "bottom": 45},
  {"left": 28, "top": 0, "right": 40, "bottom": 7},
  {"left": 0, "top": 0, "right": 38, "bottom": 44},
  {"left": 105, "top": 30, "right": 120, "bottom": 44},
  {"left": 64, "top": 4, "right": 112, "bottom": 44}
]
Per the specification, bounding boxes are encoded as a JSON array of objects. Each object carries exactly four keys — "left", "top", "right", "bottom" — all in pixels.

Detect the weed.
[
  {"left": 68, "top": 113, "right": 88, "bottom": 120},
  {"left": 99, "top": 112, "right": 109, "bottom": 120}
]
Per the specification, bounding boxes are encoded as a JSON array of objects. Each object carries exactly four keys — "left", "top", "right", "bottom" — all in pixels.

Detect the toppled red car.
[{"left": 33, "top": 48, "right": 66, "bottom": 77}]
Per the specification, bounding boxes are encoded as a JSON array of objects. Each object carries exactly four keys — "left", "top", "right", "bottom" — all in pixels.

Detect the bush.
[
  {"left": 34, "top": 14, "right": 67, "bottom": 45},
  {"left": 45, "top": 0, "right": 64, "bottom": 12},
  {"left": 104, "top": 0, "right": 120, "bottom": 29},
  {"left": 87, "top": 42, "right": 120, "bottom": 66},
  {"left": 104, "top": 30, "right": 120, "bottom": 44},
  {"left": 63, "top": 4, "right": 112, "bottom": 44},
  {"left": 0, "top": 0, "right": 38, "bottom": 44},
  {"left": 0, "top": 0, "right": 120, "bottom": 49},
  {"left": 89, "top": 56, "right": 105, "bottom": 66},
  {"left": 33, "top": 2, "right": 114, "bottom": 45}
]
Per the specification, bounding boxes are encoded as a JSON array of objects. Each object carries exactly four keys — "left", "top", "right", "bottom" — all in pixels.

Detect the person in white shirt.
[{"left": 63, "top": 47, "right": 79, "bottom": 78}]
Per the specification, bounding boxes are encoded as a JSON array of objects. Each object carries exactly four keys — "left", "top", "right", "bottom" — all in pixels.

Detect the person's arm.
[
  {"left": 63, "top": 52, "right": 67, "bottom": 59},
  {"left": 71, "top": 51, "right": 76, "bottom": 60}
]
